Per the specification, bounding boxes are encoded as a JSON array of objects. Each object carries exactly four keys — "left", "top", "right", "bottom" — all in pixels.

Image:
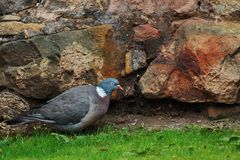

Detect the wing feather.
[{"left": 25, "top": 86, "right": 94, "bottom": 125}]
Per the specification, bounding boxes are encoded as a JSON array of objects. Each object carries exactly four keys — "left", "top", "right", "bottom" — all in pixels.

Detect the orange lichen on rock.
[
  {"left": 140, "top": 19, "right": 240, "bottom": 103},
  {"left": 88, "top": 25, "right": 125, "bottom": 78}
]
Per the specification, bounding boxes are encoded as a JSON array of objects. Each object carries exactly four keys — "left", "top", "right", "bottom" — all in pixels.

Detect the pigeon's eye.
[{"left": 111, "top": 82, "right": 115, "bottom": 86}]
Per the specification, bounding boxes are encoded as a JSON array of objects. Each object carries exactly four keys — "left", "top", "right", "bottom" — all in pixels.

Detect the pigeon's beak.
[{"left": 117, "top": 85, "right": 123, "bottom": 91}]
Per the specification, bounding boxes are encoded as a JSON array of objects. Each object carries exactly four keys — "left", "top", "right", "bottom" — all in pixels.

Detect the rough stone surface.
[
  {"left": 140, "top": 19, "right": 240, "bottom": 104},
  {"left": 133, "top": 24, "right": 160, "bottom": 42},
  {"left": 0, "top": 40, "right": 41, "bottom": 67},
  {"left": 108, "top": 0, "right": 198, "bottom": 15},
  {"left": 0, "top": 21, "right": 43, "bottom": 36},
  {"left": 58, "top": 24, "right": 124, "bottom": 90},
  {"left": 125, "top": 49, "right": 147, "bottom": 74},
  {"left": 0, "top": 14, "right": 21, "bottom": 21},
  {"left": 207, "top": 0, "right": 240, "bottom": 17},
  {"left": 0, "top": 91, "right": 29, "bottom": 121},
  {"left": 0, "top": 0, "right": 35, "bottom": 15},
  {"left": 18, "top": 0, "right": 98, "bottom": 22},
  {"left": 0, "top": 25, "right": 125, "bottom": 98},
  {"left": 198, "top": 0, "right": 240, "bottom": 21},
  {"left": 42, "top": 20, "right": 72, "bottom": 34}
]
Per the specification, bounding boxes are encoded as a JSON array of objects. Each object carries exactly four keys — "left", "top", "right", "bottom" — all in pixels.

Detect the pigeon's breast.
[{"left": 78, "top": 95, "right": 110, "bottom": 126}]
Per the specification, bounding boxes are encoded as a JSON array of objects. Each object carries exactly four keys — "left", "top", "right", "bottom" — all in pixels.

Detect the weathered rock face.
[
  {"left": 0, "top": 21, "right": 43, "bottom": 36},
  {"left": 108, "top": 0, "right": 198, "bottom": 15},
  {"left": 0, "top": 15, "right": 21, "bottom": 21},
  {"left": 0, "top": 0, "right": 35, "bottom": 15},
  {"left": 205, "top": 0, "right": 240, "bottom": 18},
  {"left": 0, "top": 0, "right": 239, "bottom": 107},
  {"left": 0, "top": 91, "right": 29, "bottom": 121},
  {"left": 0, "top": 92, "right": 28, "bottom": 135},
  {"left": 140, "top": 19, "right": 240, "bottom": 104},
  {"left": 125, "top": 49, "right": 147, "bottom": 74},
  {"left": 0, "top": 25, "right": 125, "bottom": 99},
  {"left": 133, "top": 24, "right": 160, "bottom": 42}
]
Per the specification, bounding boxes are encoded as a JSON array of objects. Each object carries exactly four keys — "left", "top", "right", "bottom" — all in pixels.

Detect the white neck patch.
[{"left": 96, "top": 86, "right": 107, "bottom": 98}]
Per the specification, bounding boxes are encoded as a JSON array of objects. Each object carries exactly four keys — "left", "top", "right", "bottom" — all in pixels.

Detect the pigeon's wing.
[{"left": 26, "top": 85, "right": 96, "bottom": 125}]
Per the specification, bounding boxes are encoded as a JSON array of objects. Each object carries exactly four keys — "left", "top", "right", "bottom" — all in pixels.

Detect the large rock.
[
  {"left": 139, "top": 19, "right": 240, "bottom": 104},
  {"left": 0, "top": 25, "right": 125, "bottom": 99}
]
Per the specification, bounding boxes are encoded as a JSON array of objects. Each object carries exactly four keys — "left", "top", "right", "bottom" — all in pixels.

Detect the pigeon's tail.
[
  {"left": 5, "top": 115, "right": 56, "bottom": 125},
  {"left": 5, "top": 116, "right": 34, "bottom": 125},
  {"left": 5, "top": 105, "right": 56, "bottom": 125}
]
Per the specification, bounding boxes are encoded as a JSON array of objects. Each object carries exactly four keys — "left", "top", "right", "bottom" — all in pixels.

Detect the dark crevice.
[
  {"left": 198, "top": 1, "right": 202, "bottom": 7},
  {"left": 0, "top": 35, "right": 17, "bottom": 44},
  {"left": 110, "top": 97, "right": 208, "bottom": 117},
  {"left": 0, "top": 86, "right": 8, "bottom": 92},
  {"left": 229, "top": 47, "right": 240, "bottom": 58},
  {"left": 230, "top": 11, "right": 240, "bottom": 21}
]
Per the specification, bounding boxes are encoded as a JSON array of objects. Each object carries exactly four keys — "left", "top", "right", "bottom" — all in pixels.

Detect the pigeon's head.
[{"left": 98, "top": 78, "right": 123, "bottom": 95}]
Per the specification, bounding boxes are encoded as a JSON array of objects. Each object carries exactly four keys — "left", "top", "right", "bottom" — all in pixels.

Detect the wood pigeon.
[{"left": 5, "top": 78, "right": 123, "bottom": 132}]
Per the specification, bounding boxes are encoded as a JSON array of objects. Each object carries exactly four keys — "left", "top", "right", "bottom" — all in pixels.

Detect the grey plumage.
[{"left": 6, "top": 78, "right": 122, "bottom": 132}]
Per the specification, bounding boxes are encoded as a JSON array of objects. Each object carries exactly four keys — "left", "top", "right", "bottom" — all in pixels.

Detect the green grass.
[{"left": 1, "top": 126, "right": 240, "bottom": 160}]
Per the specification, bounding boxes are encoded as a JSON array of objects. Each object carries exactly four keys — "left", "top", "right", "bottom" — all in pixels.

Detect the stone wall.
[{"left": 0, "top": 0, "right": 239, "bottom": 117}]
